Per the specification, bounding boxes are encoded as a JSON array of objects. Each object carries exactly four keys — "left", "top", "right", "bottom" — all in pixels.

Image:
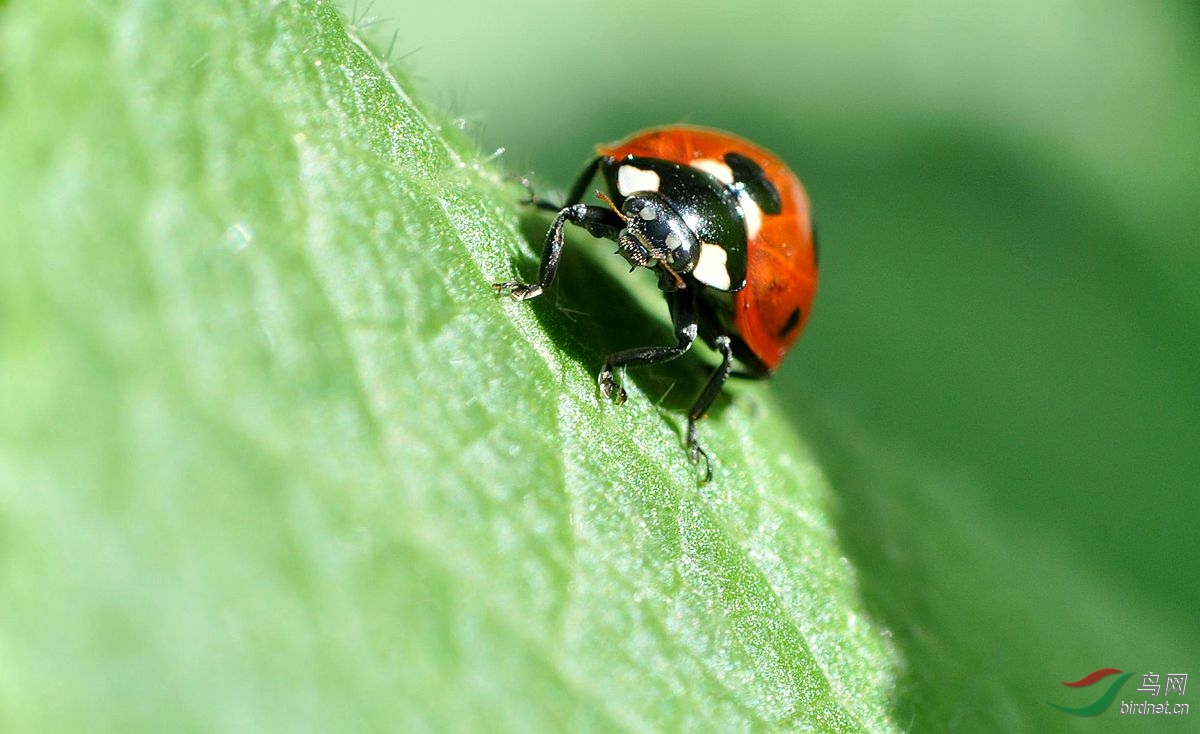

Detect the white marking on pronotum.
[
  {"left": 690, "top": 158, "right": 734, "bottom": 185},
  {"left": 665, "top": 232, "right": 684, "bottom": 251},
  {"left": 694, "top": 243, "right": 731, "bottom": 290},
  {"left": 739, "top": 195, "right": 763, "bottom": 239},
  {"left": 639, "top": 204, "right": 657, "bottom": 220},
  {"left": 617, "top": 166, "right": 661, "bottom": 196}
]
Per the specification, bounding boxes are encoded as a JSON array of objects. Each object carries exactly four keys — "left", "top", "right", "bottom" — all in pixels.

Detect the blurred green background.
[{"left": 367, "top": 0, "right": 1200, "bottom": 610}]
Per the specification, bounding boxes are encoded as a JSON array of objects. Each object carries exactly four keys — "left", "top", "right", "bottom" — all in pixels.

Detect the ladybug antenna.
[
  {"left": 659, "top": 262, "right": 686, "bottom": 290},
  {"left": 594, "top": 191, "right": 629, "bottom": 223}
]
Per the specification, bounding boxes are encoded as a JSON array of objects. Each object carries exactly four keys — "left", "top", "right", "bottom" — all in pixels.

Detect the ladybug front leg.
[
  {"left": 493, "top": 203, "right": 623, "bottom": 300},
  {"left": 685, "top": 335, "right": 733, "bottom": 483},
  {"left": 514, "top": 156, "right": 602, "bottom": 212},
  {"left": 598, "top": 289, "right": 698, "bottom": 405}
]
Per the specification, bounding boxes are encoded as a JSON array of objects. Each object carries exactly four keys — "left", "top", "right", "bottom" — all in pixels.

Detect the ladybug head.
[{"left": 614, "top": 194, "right": 700, "bottom": 276}]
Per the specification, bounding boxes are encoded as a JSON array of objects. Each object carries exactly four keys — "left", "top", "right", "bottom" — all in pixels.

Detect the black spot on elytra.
[
  {"left": 778, "top": 306, "right": 802, "bottom": 338},
  {"left": 723, "top": 152, "right": 782, "bottom": 215}
]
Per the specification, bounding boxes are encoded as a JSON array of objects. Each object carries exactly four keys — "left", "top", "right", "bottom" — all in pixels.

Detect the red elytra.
[{"left": 597, "top": 126, "right": 818, "bottom": 372}]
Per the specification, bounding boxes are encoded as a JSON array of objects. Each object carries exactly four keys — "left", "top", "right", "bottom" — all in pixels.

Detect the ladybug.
[{"left": 495, "top": 126, "right": 818, "bottom": 480}]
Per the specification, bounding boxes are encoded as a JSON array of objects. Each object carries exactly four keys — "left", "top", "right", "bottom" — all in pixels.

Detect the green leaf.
[{"left": 0, "top": 1, "right": 898, "bottom": 731}]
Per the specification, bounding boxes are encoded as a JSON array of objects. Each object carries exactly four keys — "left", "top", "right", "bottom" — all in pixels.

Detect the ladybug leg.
[
  {"left": 598, "top": 290, "right": 698, "bottom": 406},
  {"left": 493, "top": 203, "right": 623, "bottom": 300},
  {"left": 562, "top": 156, "right": 602, "bottom": 208},
  {"left": 510, "top": 175, "right": 560, "bottom": 212},
  {"left": 511, "top": 156, "right": 601, "bottom": 212},
  {"left": 686, "top": 335, "right": 733, "bottom": 483}
]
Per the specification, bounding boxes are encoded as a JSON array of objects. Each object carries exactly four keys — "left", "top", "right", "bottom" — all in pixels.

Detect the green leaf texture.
[{"left": 0, "top": 1, "right": 898, "bottom": 731}]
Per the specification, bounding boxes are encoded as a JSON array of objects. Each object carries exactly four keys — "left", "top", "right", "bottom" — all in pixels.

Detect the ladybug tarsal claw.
[
  {"left": 686, "top": 420, "right": 713, "bottom": 482},
  {"left": 506, "top": 174, "right": 538, "bottom": 205},
  {"left": 506, "top": 174, "right": 564, "bottom": 211},
  {"left": 689, "top": 441, "right": 713, "bottom": 483},
  {"left": 492, "top": 281, "right": 543, "bottom": 301},
  {"left": 598, "top": 369, "right": 628, "bottom": 405}
]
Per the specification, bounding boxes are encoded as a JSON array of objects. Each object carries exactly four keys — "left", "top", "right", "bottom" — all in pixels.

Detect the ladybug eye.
[{"left": 638, "top": 204, "right": 657, "bottom": 221}]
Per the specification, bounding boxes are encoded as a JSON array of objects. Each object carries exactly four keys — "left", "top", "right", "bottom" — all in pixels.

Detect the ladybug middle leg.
[{"left": 598, "top": 288, "right": 699, "bottom": 406}]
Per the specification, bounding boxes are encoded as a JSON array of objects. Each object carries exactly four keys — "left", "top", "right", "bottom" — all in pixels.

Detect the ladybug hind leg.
[{"left": 686, "top": 335, "right": 733, "bottom": 483}]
